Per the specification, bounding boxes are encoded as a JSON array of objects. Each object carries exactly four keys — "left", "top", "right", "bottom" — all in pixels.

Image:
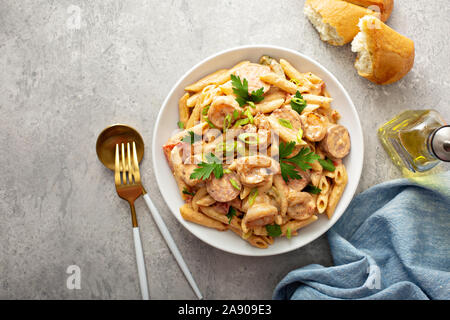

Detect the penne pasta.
[
  {"left": 326, "top": 180, "right": 348, "bottom": 219},
  {"left": 318, "top": 175, "right": 330, "bottom": 195},
  {"left": 273, "top": 175, "right": 288, "bottom": 216},
  {"left": 260, "top": 72, "right": 300, "bottom": 94},
  {"left": 334, "top": 163, "right": 348, "bottom": 186},
  {"left": 186, "top": 100, "right": 203, "bottom": 129},
  {"left": 178, "top": 93, "right": 190, "bottom": 126},
  {"left": 192, "top": 187, "right": 208, "bottom": 212},
  {"left": 180, "top": 204, "right": 228, "bottom": 231},
  {"left": 185, "top": 69, "right": 229, "bottom": 92},
  {"left": 281, "top": 215, "right": 318, "bottom": 236},
  {"left": 317, "top": 192, "right": 329, "bottom": 214},
  {"left": 256, "top": 98, "right": 285, "bottom": 114},
  {"left": 302, "top": 94, "right": 333, "bottom": 109},
  {"left": 186, "top": 92, "right": 200, "bottom": 107},
  {"left": 200, "top": 205, "right": 241, "bottom": 230}
]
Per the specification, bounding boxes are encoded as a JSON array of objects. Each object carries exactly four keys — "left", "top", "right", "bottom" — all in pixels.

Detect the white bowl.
[{"left": 152, "top": 45, "right": 363, "bottom": 256}]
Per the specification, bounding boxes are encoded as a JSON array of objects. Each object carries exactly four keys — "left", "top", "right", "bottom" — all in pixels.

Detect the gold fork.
[{"left": 115, "top": 141, "right": 149, "bottom": 300}]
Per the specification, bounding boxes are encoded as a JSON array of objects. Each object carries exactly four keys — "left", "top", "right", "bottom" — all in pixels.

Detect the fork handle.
[
  {"left": 133, "top": 227, "right": 150, "bottom": 300},
  {"left": 143, "top": 193, "right": 203, "bottom": 300}
]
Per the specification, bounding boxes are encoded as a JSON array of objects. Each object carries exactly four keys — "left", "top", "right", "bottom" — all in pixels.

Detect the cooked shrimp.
[
  {"left": 243, "top": 203, "right": 278, "bottom": 229},
  {"left": 300, "top": 112, "right": 328, "bottom": 142},
  {"left": 287, "top": 191, "right": 316, "bottom": 220},
  {"left": 235, "top": 155, "right": 280, "bottom": 187},
  {"left": 208, "top": 96, "right": 239, "bottom": 129}
]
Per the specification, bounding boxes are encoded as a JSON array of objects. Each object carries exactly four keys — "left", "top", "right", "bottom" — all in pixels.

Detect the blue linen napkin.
[{"left": 273, "top": 171, "right": 450, "bottom": 300}]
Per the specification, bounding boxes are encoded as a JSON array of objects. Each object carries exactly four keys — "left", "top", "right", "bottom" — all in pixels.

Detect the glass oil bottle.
[{"left": 378, "top": 109, "right": 450, "bottom": 173}]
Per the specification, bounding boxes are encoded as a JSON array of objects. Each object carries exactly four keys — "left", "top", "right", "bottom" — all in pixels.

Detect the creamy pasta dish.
[{"left": 163, "top": 56, "right": 350, "bottom": 249}]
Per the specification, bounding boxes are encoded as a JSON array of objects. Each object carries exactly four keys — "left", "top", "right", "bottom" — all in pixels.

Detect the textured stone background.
[{"left": 0, "top": 0, "right": 449, "bottom": 299}]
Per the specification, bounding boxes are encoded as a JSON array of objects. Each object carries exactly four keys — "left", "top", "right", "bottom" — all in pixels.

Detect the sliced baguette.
[
  {"left": 351, "top": 15, "right": 415, "bottom": 85},
  {"left": 342, "top": 0, "right": 394, "bottom": 22},
  {"left": 304, "top": 0, "right": 380, "bottom": 46}
]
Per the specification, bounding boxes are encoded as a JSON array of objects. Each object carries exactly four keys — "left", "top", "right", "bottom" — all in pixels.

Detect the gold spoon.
[{"left": 96, "top": 124, "right": 203, "bottom": 300}]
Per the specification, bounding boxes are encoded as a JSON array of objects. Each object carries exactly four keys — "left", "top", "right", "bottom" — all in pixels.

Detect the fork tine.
[
  {"left": 132, "top": 141, "right": 141, "bottom": 184},
  {"left": 115, "top": 144, "right": 121, "bottom": 186},
  {"left": 121, "top": 143, "right": 127, "bottom": 184},
  {"left": 127, "top": 142, "right": 133, "bottom": 183}
]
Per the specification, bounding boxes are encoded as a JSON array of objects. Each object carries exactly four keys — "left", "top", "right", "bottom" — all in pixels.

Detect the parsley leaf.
[
  {"left": 182, "top": 187, "right": 195, "bottom": 196},
  {"left": 279, "top": 141, "right": 296, "bottom": 159},
  {"left": 304, "top": 184, "right": 322, "bottom": 194},
  {"left": 278, "top": 142, "right": 321, "bottom": 181},
  {"left": 181, "top": 131, "right": 201, "bottom": 144},
  {"left": 190, "top": 153, "right": 224, "bottom": 180},
  {"left": 226, "top": 207, "right": 236, "bottom": 224},
  {"left": 280, "top": 161, "right": 301, "bottom": 182},
  {"left": 318, "top": 158, "right": 336, "bottom": 172},
  {"left": 266, "top": 224, "right": 282, "bottom": 237},
  {"left": 291, "top": 91, "right": 307, "bottom": 114},
  {"left": 230, "top": 74, "right": 265, "bottom": 107},
  {"left": 284, "top": 147, "right": 320, "bottom": 171}
]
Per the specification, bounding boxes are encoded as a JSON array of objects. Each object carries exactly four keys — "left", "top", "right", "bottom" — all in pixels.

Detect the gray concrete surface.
[{"left": 0, "top": 0, "right": 449, "bottom": 299}]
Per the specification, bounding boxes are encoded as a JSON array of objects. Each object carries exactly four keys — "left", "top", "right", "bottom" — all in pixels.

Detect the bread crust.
[
  {"left": 306, "top": 0, "right": 380, "bottom": 46},
  {"left": 342, "top": 0, "right": 394, "bottom": 21},
  {"left": 356, "top": 17, "right": 415, "bottom": 85}
]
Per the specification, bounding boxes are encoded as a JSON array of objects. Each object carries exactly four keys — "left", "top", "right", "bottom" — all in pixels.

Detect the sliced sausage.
[
  {"left": 319, "top": 124, "right": 351, "bottom": 159},
  {"left": 287, "top": 192, "right": 316, "bottom": 220},
  {"left": 234, "top": 63, "right": 271, "bottom": 93},
  {"left": 206, "top": 172, "right": 241, "bottom": 202},
  {"left": 270, "top": 106, "right": 303, "bottom": 131},
  {"left": 287, "top": 169, "right": 311, "bottom": 192}
]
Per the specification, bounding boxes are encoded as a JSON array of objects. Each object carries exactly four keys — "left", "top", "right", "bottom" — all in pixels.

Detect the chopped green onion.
[
  {"left": 290, "top": 78, "right": 301, "bottom": 86},
  {"left": 248, "top": 101, "right": 256, "bottom": 109},
  {"left": 202, "top": 104, "right": 210, "bottom": 116},
  {"left": 223, "top": 168, "right": 232, "bottom": 174},
  {"left": 238, "top": 132, "right": 259, "bottom": 145},
  {"left": 233, "top": 118, "right": 250, "bottom": 128},
  {"left": 229, "top": 178, "right": 241, "bottom": 191},
  {"left": 248, "top": 188, "right": 258, "bottom": 206},
  {"left": 286, "top": 227, "right": 292, "bottom": 239},
  {"left": 233, "top": 109, "right": 240, "bottom": 120},
  {"left": 203, "top": 115, "right": 216, "bottom": 128},
  {"left": 215, "top": 142, "right": 235, "bottom": 155},
  {"left": 244, "top": 108, "right": 254, "bottom": 124},
  {"left": 297, "top": 128, "right": 305, "bottom": 144},
  {"left": 278, "top": 118, "right": 293, "bottom": 129},
  {"left": 223, "top": 114, "right": 232, "bottom": 132},
  {"left": 177, "top": 121, "right": 184, "bottom": 129}
]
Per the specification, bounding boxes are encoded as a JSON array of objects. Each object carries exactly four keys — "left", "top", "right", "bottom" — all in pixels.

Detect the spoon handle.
[{"left": 142, "top": 192, "right": 203, "bottom": 300}]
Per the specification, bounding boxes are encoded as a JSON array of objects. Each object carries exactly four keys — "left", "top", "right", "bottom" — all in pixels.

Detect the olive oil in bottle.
[{"left": 378, "top": 109, "right": 450, "bottom": 173}]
